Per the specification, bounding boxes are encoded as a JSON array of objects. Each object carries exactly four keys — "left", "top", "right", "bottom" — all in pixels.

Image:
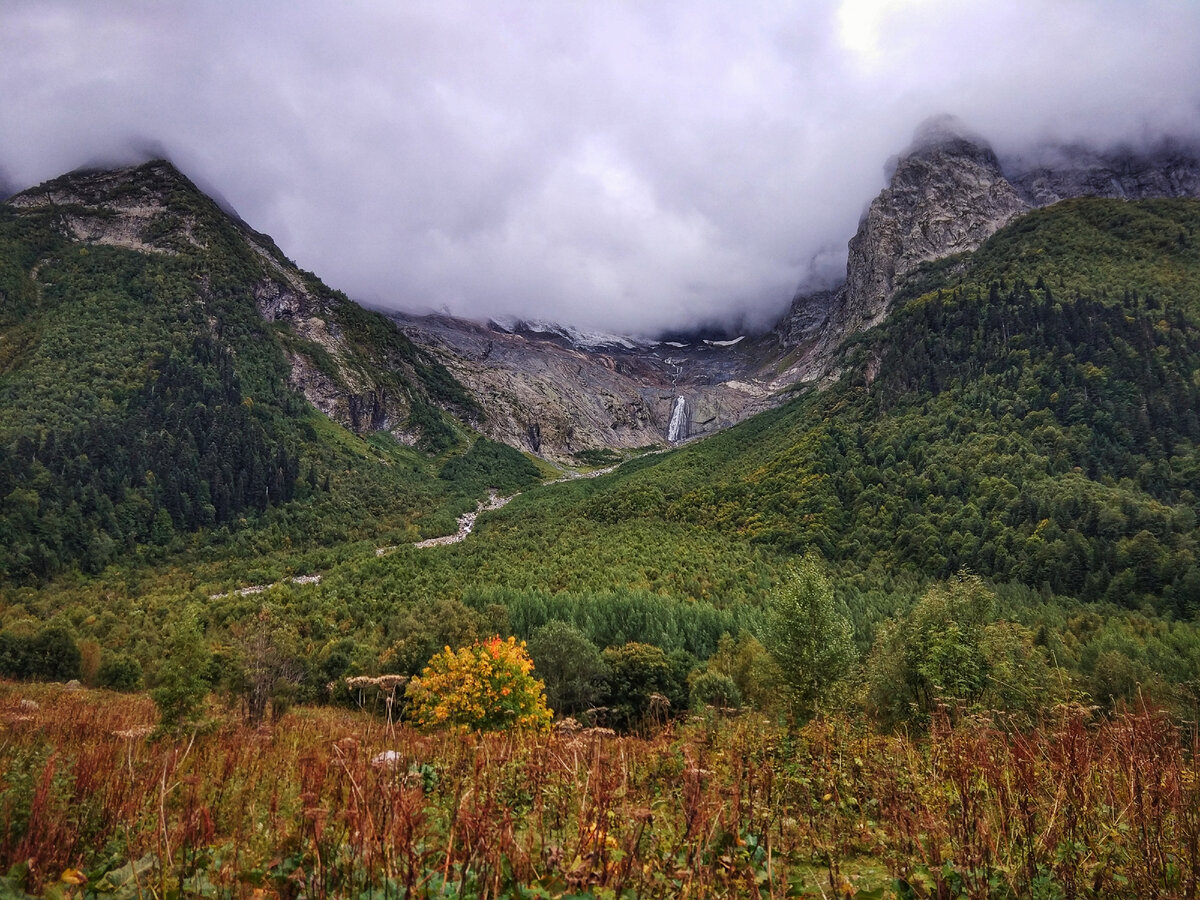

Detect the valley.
[{"left": 3, "top": 120, "right": 1200, "bottom": 896}]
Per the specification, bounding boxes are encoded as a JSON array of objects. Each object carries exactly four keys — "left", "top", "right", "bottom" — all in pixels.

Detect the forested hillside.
[
  {"left": 3, "top": 195, "right": 1199, "bottom": 728},
  {"left": 0, "top": 162, "right": 508, "bottom": 581},
  {"left": 660, "top": 198, "right": 1200, "bottom": 612}
]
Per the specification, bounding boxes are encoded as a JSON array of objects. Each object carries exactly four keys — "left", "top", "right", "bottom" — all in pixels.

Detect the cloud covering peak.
[{"left": 2, "top": 1, "right": 1199, "bottom": 336}]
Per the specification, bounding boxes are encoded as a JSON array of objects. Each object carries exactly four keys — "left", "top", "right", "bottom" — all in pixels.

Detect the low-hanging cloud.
[{"left": 2, "top": 0, "right": 1199, "bottom": 337}]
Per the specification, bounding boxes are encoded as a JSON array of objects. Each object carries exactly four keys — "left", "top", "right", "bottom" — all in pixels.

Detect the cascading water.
[{"left": 667, "top": 396, "right": 688, "bottom": 443}]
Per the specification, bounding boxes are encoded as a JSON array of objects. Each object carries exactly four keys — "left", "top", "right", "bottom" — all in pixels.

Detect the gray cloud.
[{"left": 2, "top": 0, "right": 1199, "bottom": 336}]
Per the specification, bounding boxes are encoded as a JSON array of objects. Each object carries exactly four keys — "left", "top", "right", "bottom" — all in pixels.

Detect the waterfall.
[{"left": 667, "top": 396, "right": 688, "bottom": 443}]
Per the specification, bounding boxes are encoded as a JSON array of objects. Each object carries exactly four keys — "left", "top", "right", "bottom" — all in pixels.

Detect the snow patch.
[{"left": 490, "top": 316, "right": 647, "bottom": 351}]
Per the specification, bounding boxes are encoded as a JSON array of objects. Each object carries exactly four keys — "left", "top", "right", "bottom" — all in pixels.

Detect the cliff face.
[
  {"left": 8, "top": 161, "right": 212, "bottom": 256},
  {"left": 841, "top": 123, "right": 1028, "bottom": 335},
  {"left": 778, "top": 119, "right": 1200, "bottom": 376},
  {"left": 1010, "top": 143, "right": 1200, "bottom": 206},
  {"left": 391, "top": 313, "right": 779, "bottom": 462}
]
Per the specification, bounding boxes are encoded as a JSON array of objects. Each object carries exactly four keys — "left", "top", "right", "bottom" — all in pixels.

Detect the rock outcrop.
[
  {"left": 777, "top": 118, "right": 1200, "bottom": 378},
  {"left": 251, "top": 275, "right": 412, "bottom": 436},
  {"left": 392, "top": 313, "right": 779, "bottom": 462},
  {"left": 841, "top": 117, "right": 1028, "bottom": 335},
  {"left": 1010, "top": 142, "right": 1200, "bottom": 206},
  {"left": 8, "top": 161, "right": 208, "bottom": 255}
]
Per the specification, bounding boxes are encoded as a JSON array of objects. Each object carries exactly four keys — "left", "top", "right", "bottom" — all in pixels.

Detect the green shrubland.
[{"left": 3, "top": 195, "right": 1200, "bottom": 736}]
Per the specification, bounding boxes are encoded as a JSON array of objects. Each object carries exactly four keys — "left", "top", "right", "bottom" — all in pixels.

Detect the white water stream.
[{"left": 667, "top": 396, "right": 688, "bottom": 443}]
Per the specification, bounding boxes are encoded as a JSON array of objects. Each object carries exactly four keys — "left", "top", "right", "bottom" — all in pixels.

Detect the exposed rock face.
[
  {"left": 1010, "top": 142, "right": 1200, "bottom": 205},
  {"left": 841, "top": 119, "right": 1028, "bottom": 334},
  {"left": 772, "top": 287, "right": 838, "bottom": 350},
  {"left": 392, "top": 313, "right": 780, "bottom": 462},
  {"left": 250, "top": 277, "right": 411, "bottom": 435},
  {"left": 8, "top": 162, "right": 207, "bottom": 255},
  {"left": 785, "top": 118, "right": 1028, "bottom": 370},
  {"left": 778, "top": 118, "right": 1200, "bottom": 377}
]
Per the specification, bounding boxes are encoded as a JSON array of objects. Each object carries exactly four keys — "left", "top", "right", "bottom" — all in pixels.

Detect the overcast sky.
[{"left": 3, "top": 1, "right": 1199, "bottom": 336}]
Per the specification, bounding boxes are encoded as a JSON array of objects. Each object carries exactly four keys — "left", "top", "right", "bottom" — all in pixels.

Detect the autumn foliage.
[
  {"left": 3, "top": 684, "right": 1200, "bottom": 898},
  {"left": 405, "top": 635, "right": 552, "bottom": 731}
]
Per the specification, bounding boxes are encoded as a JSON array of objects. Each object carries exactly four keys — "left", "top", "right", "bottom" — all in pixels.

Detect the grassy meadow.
[{"left": 2, "top": 682, "right": 1199, "bottom": 899}]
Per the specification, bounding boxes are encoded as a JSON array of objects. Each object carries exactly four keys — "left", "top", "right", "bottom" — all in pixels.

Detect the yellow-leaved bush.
[{"left": 405, "top": 636, "right": 552, "bottom": 731}]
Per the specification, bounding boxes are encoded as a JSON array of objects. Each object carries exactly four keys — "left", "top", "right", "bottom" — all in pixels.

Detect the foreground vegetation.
[{"left": 1, "top": 682, "right": 1198, "bottom": 899}]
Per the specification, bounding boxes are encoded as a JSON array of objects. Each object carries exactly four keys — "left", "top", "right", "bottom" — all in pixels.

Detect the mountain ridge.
[
  {"left": 777, "top": 119, "right": 1200, "bottom": 380},
  {"left": 5, "top": 121, "right": 1200, "bottom": 471}
]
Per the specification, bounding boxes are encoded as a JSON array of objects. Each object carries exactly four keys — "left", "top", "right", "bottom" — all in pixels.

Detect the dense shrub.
[
  {"left": 0, "top": 626, "right": 80, "bottom": 681},
  {"left": 97, "top": 653, "right": 143, "bottom": 692},
  {"left": 600, "top": 642, "right": 686, "bottom": 732},
  {"left": 526, "top": 621, "right": 607, "bottom": 717},
  {"left": 688, "top": 670, "right": 742, "bottom": 710},
  {"left": 405, "top": 636, "right": 551, "bottom": 731},
  {"left": 151, "top": 614, "right": 212, "bottom": 733}
]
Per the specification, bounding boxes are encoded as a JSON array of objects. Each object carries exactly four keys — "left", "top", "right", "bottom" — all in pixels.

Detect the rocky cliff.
[
  {"left": 391, "top": 313, "right": 781, "bottom": 462},
  {"left": 777, "top": 118, "right": 1200, "bottom": 377},
  {"left": 842, "top": 117, "right": 1028, "bottom": 335},
  {"left": 1009, "top": 142, "right": 1200, "bottom": 206}
]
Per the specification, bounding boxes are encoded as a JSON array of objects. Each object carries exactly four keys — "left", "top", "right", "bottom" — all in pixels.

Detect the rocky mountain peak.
[
  {"left": 901, "top": 114, "right": 997, "bottom": 165},
  {"left": 842, "top": 118, "right": 1027, "bottom": 335},
  {"left": 776, "top": 120, "right": 1200, "bottom": 382},
  {"left": 8, "top": 159, "right": 218, "bottom": 256}
]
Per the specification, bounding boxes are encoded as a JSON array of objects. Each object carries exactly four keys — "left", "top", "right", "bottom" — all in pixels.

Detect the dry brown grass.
[{"left": 1, "top": 683, "right": 1198, "bottom": 898}]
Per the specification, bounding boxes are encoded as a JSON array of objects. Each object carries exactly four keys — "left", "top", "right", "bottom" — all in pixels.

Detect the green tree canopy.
[{"left": 764, "top": 553, "right": 856, "bottom": 717}]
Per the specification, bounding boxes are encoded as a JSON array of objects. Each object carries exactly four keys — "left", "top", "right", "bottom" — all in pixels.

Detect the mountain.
[
  {"left": 390, "top": 310, "right": 783, "bottom": 460},
  {"left": 391, "top": 118, "right": 1200, "bottom": 454},
  {"left": 607, "top": 195, "right": 1200, "bottom": 609},
  {"left": 0, "top": 160, "right": 508, "bottom": 578},
  {"left": 778, "top": 116, "right": 1200, "bottom": 378},
  {"left": 5, "top": 161, "right": 481, "bottom": 444}
]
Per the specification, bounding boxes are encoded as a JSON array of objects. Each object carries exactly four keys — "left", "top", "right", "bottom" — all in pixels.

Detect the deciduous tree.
[{"left": 406, "top": 636, "right": 551, "bottom": 731}]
